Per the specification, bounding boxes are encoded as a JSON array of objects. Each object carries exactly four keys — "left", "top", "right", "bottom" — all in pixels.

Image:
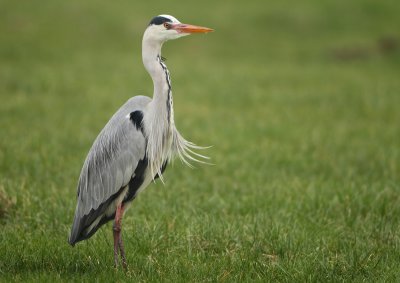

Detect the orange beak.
[{"left": 171, "top": 23, "right": 213, "bottom": 34}]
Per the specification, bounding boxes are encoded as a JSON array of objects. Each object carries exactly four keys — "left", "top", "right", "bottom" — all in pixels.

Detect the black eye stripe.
[{"left": 149, "top": 16, "right": 173, "bottom": 26}]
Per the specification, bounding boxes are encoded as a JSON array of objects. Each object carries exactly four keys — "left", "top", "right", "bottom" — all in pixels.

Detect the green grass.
[{"left": 1, "top": 0, "right": 400, "bottom": 281}]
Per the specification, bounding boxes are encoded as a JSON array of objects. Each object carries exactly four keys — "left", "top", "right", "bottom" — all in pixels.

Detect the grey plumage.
[
  {"left": 69, "top": 96, "right": 150, "bottom": 244},
  {"left": 68, "top": 15, "right": 212, "bottom": 267}
]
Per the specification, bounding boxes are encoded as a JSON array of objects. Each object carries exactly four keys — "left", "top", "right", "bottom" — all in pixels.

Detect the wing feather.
[{"left": 69, "top": 96, "right": 150, "bottom": 245}]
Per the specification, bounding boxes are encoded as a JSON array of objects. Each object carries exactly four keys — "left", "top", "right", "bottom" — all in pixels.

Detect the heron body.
[{"left": 68, "top": 15, "right": 212, "bottom": 267}]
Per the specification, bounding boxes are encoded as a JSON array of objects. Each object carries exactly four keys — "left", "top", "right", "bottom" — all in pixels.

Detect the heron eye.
[{"left": 164, "top": 22, "right": 170, "bottom": 29}]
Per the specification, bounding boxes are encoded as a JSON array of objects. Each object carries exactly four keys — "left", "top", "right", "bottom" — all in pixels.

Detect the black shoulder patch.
[
  {"left": 129, "top": 111, "right": 144, "bottom": 131},
  {"left": 149, "top": 16, "right": 172, "bottom": 26}
]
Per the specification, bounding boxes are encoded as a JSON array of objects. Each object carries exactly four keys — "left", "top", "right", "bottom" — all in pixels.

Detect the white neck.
[
  {"left": 142, "top": 37, "right": 169, "bottom": 102},
  {"left": 139, "top": 26, "right": 209, "bottom": 180},
  {"left": 141, "top": 32, "right": 175, "bottom": 180}
]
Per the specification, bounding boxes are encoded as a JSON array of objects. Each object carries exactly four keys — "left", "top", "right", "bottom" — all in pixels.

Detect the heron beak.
[{"left": 172, "top": 23, "right": 213, "bottom": 34}]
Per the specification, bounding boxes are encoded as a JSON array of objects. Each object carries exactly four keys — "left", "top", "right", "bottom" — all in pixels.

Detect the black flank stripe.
[
  {"left": 74, "top": 157, "right": 149, "bottom": 244},
  {"left": 154, "top": 160, "right": 168, "bottom": 180},
  {"left": 123, "top": 157, "right": 148, "bottom": 203}
]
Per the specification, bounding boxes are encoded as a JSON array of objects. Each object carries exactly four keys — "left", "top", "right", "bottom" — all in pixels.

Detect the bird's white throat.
[
  {"left": 142, "top": 50, "right": 175, "bottom": 181},
  {"left": 141, "top": 34, "right": 208, "bottom": 181}
]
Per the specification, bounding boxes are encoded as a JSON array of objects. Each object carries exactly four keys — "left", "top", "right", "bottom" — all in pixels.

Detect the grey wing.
[{"left": 69, "top": 96, "right": 150, "bottom": 245}]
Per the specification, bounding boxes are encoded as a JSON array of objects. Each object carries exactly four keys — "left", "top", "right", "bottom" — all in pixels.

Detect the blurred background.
[{"left": 0, "top": 0, "right": 399, "bottom": 281}]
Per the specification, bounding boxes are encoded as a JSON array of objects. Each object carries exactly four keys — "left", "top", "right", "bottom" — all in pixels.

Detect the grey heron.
[{"left": 68, "top": 15, "right": 213, "bottom": 268}]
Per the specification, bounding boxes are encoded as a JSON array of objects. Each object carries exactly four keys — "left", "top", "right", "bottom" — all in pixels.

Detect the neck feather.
[
  {"left": 142, "top": 36, "right": 175, "bottom": 180},
  {"left": 141, "top": 32, "right": 210, "bottom": 181},
  {"left": 142, "top": 37, "right": 173, "bottom": 115}
]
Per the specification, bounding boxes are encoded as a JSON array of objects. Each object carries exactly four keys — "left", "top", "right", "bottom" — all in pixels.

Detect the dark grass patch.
[
  {"left": 330, "top": 35, "right": 400, "bottom": 61},
  {"left": 0, "top": 187, "right": 16, "bottom": 223}
]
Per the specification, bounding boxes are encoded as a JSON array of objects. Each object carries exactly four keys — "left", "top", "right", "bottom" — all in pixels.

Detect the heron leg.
[
  {"left": 119, "top": 230, "right": 127, "bottom": 269},
  {"left": 113, "top": 202, "right": 126, "bottom": 268},
  {"left": 113, "top": 219, "right": 121, "bottom": 267}
]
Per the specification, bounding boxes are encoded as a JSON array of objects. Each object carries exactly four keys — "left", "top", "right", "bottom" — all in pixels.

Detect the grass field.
[{"left": 1, "top": 0, "right": 400, "bottom": 281}]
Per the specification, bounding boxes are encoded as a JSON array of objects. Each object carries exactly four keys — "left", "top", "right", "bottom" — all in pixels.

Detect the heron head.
[{"left": 144, "top": 15, "right": 213, "bottom": 43}]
